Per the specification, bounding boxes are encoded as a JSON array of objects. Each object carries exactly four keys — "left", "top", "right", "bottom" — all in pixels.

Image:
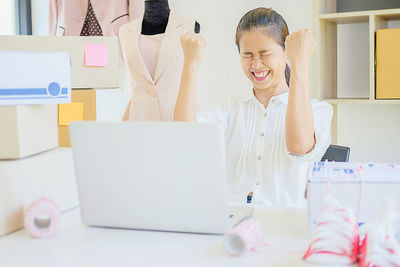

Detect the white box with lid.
[{"left": 307, "top": 162, "right": 400, "bottom": 236}]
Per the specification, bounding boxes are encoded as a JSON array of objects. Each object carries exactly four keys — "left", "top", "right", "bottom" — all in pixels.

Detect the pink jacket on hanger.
[
  {"left": 119, "top": 11, "right": 195, "bottom": 121},
  {"left": 49, "top": 0, "right": 144, "bottom": 36}
]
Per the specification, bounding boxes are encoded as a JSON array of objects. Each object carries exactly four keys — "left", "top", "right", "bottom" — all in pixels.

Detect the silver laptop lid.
[{"left": 69, "top": 121, "right": 230, "bottom": 234}]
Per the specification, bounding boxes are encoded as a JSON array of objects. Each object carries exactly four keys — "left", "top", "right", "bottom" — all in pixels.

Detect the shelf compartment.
[{"left": 315, "top": 20, "right": 370, "bottom": 100}]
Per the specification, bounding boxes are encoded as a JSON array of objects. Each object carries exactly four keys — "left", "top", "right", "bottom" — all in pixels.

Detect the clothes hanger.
[{"left": 141, "top": 0, "right": 200, "bottom": 35}]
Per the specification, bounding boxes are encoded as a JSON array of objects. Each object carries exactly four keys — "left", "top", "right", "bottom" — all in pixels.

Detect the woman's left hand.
[{"left": 285, "top": 29, "right": 316, "bottom": 68}]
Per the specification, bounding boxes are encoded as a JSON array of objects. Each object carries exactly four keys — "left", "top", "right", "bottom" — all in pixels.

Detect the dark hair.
[{"left": 235, "top": 7, "right": 291, "bottom": 86}]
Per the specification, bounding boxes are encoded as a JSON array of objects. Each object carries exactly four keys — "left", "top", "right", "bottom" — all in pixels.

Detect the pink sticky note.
[{"left": 84, "top": 43, "right": 108, "bottom": 67}]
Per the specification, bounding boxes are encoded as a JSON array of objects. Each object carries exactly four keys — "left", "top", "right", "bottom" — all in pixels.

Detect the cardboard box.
[
  {"left": 0, "top": 35, "right": 119, "bottom": 89},
  {"left": 0, "top": 148, "right": 79, "bottom": 236},
  {"left": 0, "top": 51, "right": 71, "bottom": 106},
  {"left": 307, "top": 162, "right": 400, "bottom": 236},
  {"left": 376, "top": 28, "right": 400, "bottom": 99},
  {"left": 58, "top": 103, "right": 84, "bottom": 126},
  {"left": 0, "top": 104, "right": 58, "bottom": 159},
  {"left": 72, "top": 89, "right": 97, "bottom": 120},
  {"left": 58, "top": 125, "right": 71, "bottom": 147}
]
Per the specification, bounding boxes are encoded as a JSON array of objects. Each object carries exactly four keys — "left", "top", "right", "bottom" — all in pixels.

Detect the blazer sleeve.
[
  {"left": 49, "top": 0, "right": 58, "bottom": 35},
  {"left": 128, "top": 0, "right": 144, "bottom": 21}
]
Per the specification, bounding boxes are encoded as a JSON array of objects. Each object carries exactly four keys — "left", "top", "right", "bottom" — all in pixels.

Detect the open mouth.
[{"left": 251, "top": 70, "right": 270, "bottom": 82}]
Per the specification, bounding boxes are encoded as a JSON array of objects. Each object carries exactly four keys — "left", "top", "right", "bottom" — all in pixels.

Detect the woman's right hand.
[{"left": 180, "top": 31, "right": 207, "bottom": 70}]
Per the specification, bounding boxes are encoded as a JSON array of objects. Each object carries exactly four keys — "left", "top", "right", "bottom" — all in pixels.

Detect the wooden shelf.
[
  {"left": 322, "top": 99, "right": 400, "bottom": 104},
  {"left": 313, "top": 1, "right": 400, "bottom": 144},
  {"left": 319, "top": 12, "right": 369, "bottom": 24},
  {"left": 322, "top": 98, "right": 370, "bottom": 104},
  {"left": 319, "top": 9, "right": 400, "bottom": 24},
  {"left": 374, "top": 99, "right": 400, "bottom": 104},
  {"left": 320, "top": 8, "right": 400, "bottom": 20}
]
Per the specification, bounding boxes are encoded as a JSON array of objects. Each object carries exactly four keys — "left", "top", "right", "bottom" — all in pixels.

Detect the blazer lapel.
[
  {"left": 153, "top": 11, "right": 186, "bottom": 84},
  {"left": 122, "top": 15, "right": 153, "bottom": 84}
]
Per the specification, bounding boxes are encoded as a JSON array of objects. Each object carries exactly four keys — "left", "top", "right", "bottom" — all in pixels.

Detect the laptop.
[{"left": 69, "top": 121, "right": 253, "bottom": 235}]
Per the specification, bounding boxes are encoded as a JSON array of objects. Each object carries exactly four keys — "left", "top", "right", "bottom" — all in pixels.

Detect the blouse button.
[
  {"left": 260, "top": 132, "right": 264, "bottom": 137},
  {"left": 263, "top": 112, "right": 267, "bottom": 118},
  {"left": 256, "top": 181, "right": 260, "bottom": 185},
  {"left": 257, "top": 155, "right": 262, "bottom": 160}
]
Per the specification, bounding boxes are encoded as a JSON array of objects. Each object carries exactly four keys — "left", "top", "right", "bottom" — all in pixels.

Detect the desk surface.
[{"left": 0, "top": 207, "right": 357, "bottom": 267}]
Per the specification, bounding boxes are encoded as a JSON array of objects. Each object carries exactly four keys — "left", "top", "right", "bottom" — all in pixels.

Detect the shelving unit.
[{"left": 312, "top": 0, "right": 400, "bottom": 144}]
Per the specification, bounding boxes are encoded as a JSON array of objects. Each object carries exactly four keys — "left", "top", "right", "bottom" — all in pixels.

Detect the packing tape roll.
[{"left": 24, "top": 197, "right": 61, "bottom": 238}]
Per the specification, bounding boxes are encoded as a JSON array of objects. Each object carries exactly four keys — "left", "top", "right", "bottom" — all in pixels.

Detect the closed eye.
[
  {"left": 241, "top": 52, "right": 253, "bottom": 59},
  {"left": 259, "top": 49, "right": 272, "bottom": 57},
  {"left": 261, "top": 53, "right": 272, "bottom": 57}
]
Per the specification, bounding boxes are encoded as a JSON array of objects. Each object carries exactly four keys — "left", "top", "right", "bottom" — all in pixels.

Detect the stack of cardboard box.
[{"left": 0, "top": 35, "right": 121, "bottom": 236}]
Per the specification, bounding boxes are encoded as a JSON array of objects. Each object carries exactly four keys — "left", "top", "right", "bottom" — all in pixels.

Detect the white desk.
[{"left": 0, "top": 207, "right": 357, "bottom": 267}]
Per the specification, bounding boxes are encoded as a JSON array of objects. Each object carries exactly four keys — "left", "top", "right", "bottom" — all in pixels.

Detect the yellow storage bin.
[{"left": 376, "top": 28, "right": 400, "bottom": 99}]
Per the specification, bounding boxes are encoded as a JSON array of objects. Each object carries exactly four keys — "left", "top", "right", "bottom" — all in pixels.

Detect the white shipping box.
[
  {"left": 95, "top": 88, "right": 131, "bottom": 121},
  {"left": 0, "top": 148, "right": 79, "bottom": 236},
  {"left": 0, "top": 35, "right": 119, "bottom": 89},
  {"left": 0, "top": 51, "right": 71, "bottom": 106},
  {"left": 307, "top": 162, "right": 400, "bottom": 236},
  {"left": 0, "top": 104, "right": 58, "bottom": 159}
]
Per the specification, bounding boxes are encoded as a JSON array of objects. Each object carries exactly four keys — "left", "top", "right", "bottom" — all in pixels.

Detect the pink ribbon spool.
[
  {"left": 24, "top": 197, "right": 61, "bottom": 238},
  {"left": 224, "top": 218, "right": 266, "bottom": 256}
]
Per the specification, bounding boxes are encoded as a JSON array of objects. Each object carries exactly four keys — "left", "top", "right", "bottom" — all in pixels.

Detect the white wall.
[
  {"left": 0, "top": 0, "right": 16, "bottom": 35},
  {"left": 338, "top": 104, "right": 400, "bottom": 163},
  {"left": 170, "top": 0, "right": 313, "bottom": 107},
  {"left": 31, "top": 0, "right": 50, "bottom": 35}
]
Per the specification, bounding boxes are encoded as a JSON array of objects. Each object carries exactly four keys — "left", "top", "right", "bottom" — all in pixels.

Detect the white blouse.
[{"left": 198, "top": 92, "right": 333, "bottom": 207}]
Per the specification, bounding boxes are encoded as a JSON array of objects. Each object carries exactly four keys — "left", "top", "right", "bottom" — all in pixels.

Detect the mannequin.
[
  {"left": 119, "top": 0, "right": 199, "bottom": 121},
  {"left": 141, "top": 0, "right": 200, "bottom": 35}
]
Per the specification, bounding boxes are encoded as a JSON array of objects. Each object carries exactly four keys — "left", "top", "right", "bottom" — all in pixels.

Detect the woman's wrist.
[
  {"left": 183, "top": 61, "right": 200, "bottom": 73},
  {"left": 289, "top": 60, "right": 309, "bottom": 73},
  {"left": 289, "top": 61, "right": 310, "bottom": 95}
]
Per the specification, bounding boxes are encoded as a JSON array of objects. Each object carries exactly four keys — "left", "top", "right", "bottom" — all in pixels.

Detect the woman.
[{"left": 174, "top": 8, "right": 333, "bottom": 206}]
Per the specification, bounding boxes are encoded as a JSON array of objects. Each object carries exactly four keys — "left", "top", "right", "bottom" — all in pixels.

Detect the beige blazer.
[
  {"left": 49, "top": 0, "right": 143, "bottom": 36},
  {"left": 119, "top": 11, "right": 195, "bottom": 121}
]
